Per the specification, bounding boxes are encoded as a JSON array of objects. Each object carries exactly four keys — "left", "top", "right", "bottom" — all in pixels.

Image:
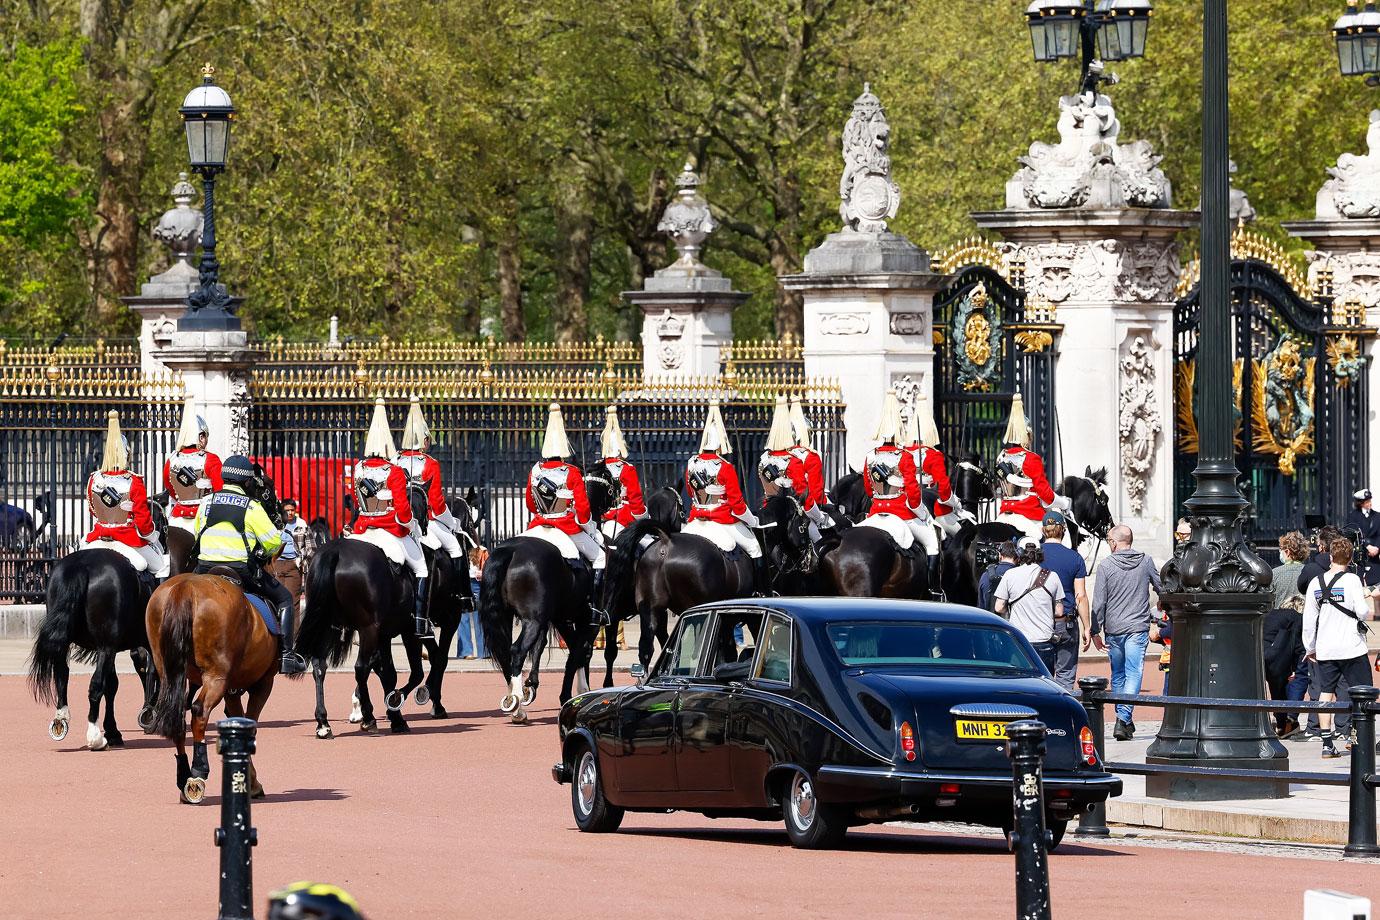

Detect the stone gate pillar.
[
  {"left": 973, "top": 91, "right": 1196, "bottom": 560},
  {"left": 156, "top": 333, "right": 257, "bottom": 456},
  {"left": 625, "top": 163, "right": 748, "bottom": 379},
  {"left": 1284, "top": 109, "right": 1380, "bottom": 496},
  {"left": 779, "top": 84, "right": 939, "bottom": 470}
]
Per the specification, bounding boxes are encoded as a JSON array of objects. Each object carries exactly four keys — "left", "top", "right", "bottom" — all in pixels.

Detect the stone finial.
[
  {"left": 1317, "top": 110, "right": 1380, "bottom": 219},
  {"left": 657, "top": 162, "right": 717, "bottom": 266},
  {"left": 1008, "top": 92, "right": 1172, "bottom": 210},
  {"left": 151, "top": 172, "right": 203, "bottom": 267},
  {"left": 839, "top": 83, "right": 901, "bottom": 233}
]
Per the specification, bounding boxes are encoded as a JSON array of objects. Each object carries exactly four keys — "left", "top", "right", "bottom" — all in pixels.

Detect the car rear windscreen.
[{"left": 826, "top": 622, "right": 1039, "bottom": 672}]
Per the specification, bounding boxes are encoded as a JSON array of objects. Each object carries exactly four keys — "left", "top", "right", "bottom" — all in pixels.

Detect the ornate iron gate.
[
  {"left": 931, "top": 260, "right": 1062, "bottom": 474},
  {"left": 1174, "top": 237, "right": 1372, "bottom": 542}
]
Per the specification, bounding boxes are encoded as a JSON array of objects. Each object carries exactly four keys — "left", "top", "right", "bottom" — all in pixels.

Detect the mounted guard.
[
  {"left": 789, "top": 397, "right": 833, "bottom": 518},
  {"left": 994, "top": 392, "right": 1069, "bottom": 537},
  {"left": 522, "top": 402, "right": 607, "bottom": 621},
  {"left": 192, "top": 454, "right": 306, "bottom": 675},
  {"left": 347, "top": 399, "right": 431, "bottom": 637},
  {"left": 81, "top": 411, "right": 164, "bottom": 574},
  {"left": 902, "top": 394, "right": 964, "bottom": 538},
  {"left": 163, "top": 397, "right": 222, "bottom": 536},
  {"left": 686, "top": 399, "right": 767, "bottom": 594},
  {"left": 396, "top": 397, "right": 465, "bottom": 561},
  {"left": 758, "top": 395, "right": 810, "bottom": 501},
  {"left": 598, "top": 405, "right": 646, "bottom": 541},
  {"left": 861, "top": 390, "right": 940, "bottom": 580}
]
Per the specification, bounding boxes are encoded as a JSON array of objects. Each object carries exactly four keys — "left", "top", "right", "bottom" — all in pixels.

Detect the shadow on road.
[
  {"left": 619, "top": 825, "right": 1129, "bottom": 857},
  {"left": 199, "top": 788, "right": 350, "bottom": 806}
]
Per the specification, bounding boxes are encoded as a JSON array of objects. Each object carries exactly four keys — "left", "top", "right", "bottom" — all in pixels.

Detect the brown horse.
[{"left": 146, "top": 572, "right": 279, "bottom": 804}]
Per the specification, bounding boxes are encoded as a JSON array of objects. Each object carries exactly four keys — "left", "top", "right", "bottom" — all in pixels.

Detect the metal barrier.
[{"left": 1075, "top": 676, "right": 1380, "bottom": 858}]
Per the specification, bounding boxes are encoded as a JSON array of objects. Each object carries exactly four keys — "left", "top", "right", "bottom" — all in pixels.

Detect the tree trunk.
[
  {"left": 86, "top": 67, "right": 150, "bottom": 329},
  {"left": 769, "top": 169, "right": 803, "bottom": 339},
  {"left": 497, "top": 221, "right": 524, "bottom": 341},
  {"left": 552, "top": 175, "right": 592, "bottom": 342}
]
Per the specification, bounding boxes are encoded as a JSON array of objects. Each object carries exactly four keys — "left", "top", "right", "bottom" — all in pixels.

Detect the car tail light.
[
  {"left": 939, "top": 783, "right": 960, "bottom": 795},
  {"left": 1054, "top": 788, "right": 1074, "bottom": 799},
  {"left": 1080, "top": 726, "right": 1097, "bottom": 765},
  {"left": 900, "top": 721, "right": 917, "bottom": 762}
]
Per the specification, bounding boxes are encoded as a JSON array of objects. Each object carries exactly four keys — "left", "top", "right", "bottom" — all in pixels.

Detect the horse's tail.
[
  {"left": 603, "top": 519, "right": 664, "bottom": 615},
  {"left": 479, "top": 543, "right": 516, "bottom": 677},
  {"left": 27, "top": 556, "right": 84, "bottom": 706},
  {"left": 149, "top": 588, "right": 193, "bottom": 739},
  {"left": 299, "top": 542, "right": 353, "bottom": 669}
]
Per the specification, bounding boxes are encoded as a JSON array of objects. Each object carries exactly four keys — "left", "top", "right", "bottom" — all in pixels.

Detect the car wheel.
[
  {"left": 782, "top": 769, "right": 847, "bottom": 849},
  {"left": 571, "top": 745, "right": 624, "bottom": 833}
]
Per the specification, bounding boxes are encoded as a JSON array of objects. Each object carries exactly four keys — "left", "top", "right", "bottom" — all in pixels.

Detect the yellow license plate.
[{"left": 955, "top": 719, "right": 1010, "bottom": 741}]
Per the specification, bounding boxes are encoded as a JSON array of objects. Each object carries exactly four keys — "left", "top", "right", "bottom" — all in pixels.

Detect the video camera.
[{"left": 1303, "top": 513, "right": 1367, "bottom": 574}]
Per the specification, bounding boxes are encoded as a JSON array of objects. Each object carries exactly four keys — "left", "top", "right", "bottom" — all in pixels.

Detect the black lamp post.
[
  {"left": 178, "top": 64, "right": 240, "bottom": 332},
  {"left": 1025, "top": 0, "right": 1152, "bottom": 94},
  {"left": 1335, "top": 0, "right": 1380, "bottom": 84},
  {"left": 1143, "top": 0, "right": 1285, "bottom": 800}
]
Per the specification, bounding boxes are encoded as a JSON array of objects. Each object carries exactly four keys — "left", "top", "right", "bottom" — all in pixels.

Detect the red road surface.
[{"left": 2, "top": 671, "right": 1375, "bottom": 919}]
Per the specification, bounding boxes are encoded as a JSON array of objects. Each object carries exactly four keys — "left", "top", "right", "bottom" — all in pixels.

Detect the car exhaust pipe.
[{"left": 855, "top": 803, "right": 921, "bottom": 821}]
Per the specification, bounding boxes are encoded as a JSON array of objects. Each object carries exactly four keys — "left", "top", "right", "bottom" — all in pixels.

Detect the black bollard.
[
  {"left": 1006, "top": 719, "right": 1052, "bottom": 920},
  {"left": 215, "top": 717, "right": 258, "bottom": 920},
  {"left": 1344, "top": 685, "right": 1379, "bottom": 859},
  {"left": 1074, "top": 676, "right": 1110, "bottom": 838}
]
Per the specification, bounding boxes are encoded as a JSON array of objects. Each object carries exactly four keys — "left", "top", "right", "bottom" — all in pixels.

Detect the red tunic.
[
  {"left": 905, "top": 443, "right": 955, "bottom": 518},
  {"left": 350, "top": 458, "right": 414, "bottom": 537},
  {"left": 686, "top": 452, "right": 748, "bottom": 524},
  {"left": 525, "top": 460, "right": 591, "bottom": 535},
  {"left": 85, "top": 471, "right": 155, "bottom": 548},
  {"left": 601, "top": 458, "right": 646, "bottom": 527},
  {"left": 863, "top": 444, "right": 922, "bottom": 520},
  {"left": 396, "top": 449, "right": 447, "bottom": 518},
  {"left": 760, "top": 449, "right": 808, "bottom": 505},
  {"left": 998, "top": 446, "right": 1057, "bottom": 522},
  {"left": 789, "top": 445, "right": 827, "bottom": 509},
  {"left": 162, "top": 449, "right": 223, "bottom": 519}
]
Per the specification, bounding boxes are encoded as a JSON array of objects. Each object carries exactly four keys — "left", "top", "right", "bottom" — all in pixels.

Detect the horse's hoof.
[
  {"left": 431, "top": 704, "right": 448, "bottom": 720},
  {"left": 384, "top": 690, "right": 403, "bottom": 712},
  {"left": 316, "top": 725, "right": 334, "bottom": 740},
  {"left": 182, "top": 777, "right": 206, "bottom": 804},
  {"left": 389, "top": 717, "right": 410, "bottom": 735},
  {"left": 106, "top": 731, "right": 124, "bottom": 748},
  {"left": 347, "top": 709, "right": 363, "bottom": 725},
  {"left": 414, "top": 686, "right": 431, "bottom": 707},
  {"left": 510, "top": 709, "right": 529, "bottom": 725},
  {"left": 360, "top": 719, "right": 378, "bottom": 734},
  {"left": 499, "top": 693, "right": 519, "bottom": 714},
  {"left": 521, "top": 686, "right": 537, "bottom": 706},
  {"left": 48, "top": 718, "right": 69, "bottom": 742},
  {"left": 250, "top": 781, "right": 265, "bottom": 799},
  {"left": 86, "top": 724, "right": 107, "bottom": 752},
  {"left": 137, "top": 706, "right": 156, "bottom": 733}
]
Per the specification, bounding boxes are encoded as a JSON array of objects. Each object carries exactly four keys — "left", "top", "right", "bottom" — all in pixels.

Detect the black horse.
[
  {"left": 27, "top": 546, "right": 160, "bottom": 750},
  {"left": 820, "top": 520, "right": 935, "bottom": 600},
  {"left": 1058, "top": 466, "right": 1114, "bottom": 560},
  {"left": 408, "top": 486, "right": 483, "bottom": 719},
  {"left": 477, "top": 464, "right": 613, "bottom": 722},
  {"left": 645, "top": 486, "right": 683, "bottom": 531},
  {"left": 830, "top": 472, "right": 870, "bottom": 522},
  {"left": 950, "top": 452, "right": 1000, "bottom": 520}
]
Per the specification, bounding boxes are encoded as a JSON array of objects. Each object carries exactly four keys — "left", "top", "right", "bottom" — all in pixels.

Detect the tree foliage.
[{"left": 0, "top": 0, "right": 1374, "bottom": 342}]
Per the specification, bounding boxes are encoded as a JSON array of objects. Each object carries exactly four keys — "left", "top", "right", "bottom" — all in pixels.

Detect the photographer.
[{"left": 1302, "top": 537, "right": 1375, "bottom": 759}]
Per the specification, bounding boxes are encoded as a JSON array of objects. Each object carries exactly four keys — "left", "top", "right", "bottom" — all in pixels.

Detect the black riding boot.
[
  {"left": 277, "top": 602, "right": 307, "bottom": 675},
  {"left": 589, "top": 570, "right": 610, "bottom": 627},
  {"left": 414, "top": 576, "right": 432, "bottom": 638},
  {"left": 927, "top": 555, "right": 946, "bottom": 602},
  {"left": 753, "top": 555, "right": 772, "bottom": 597}
]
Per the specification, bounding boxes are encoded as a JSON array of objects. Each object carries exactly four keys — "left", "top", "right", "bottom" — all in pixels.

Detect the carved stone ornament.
[
  {"left": 228, "top": 371, "right": 252, "bottom": 456},
  {"left": 1118, "top": 334, "right": 1161, "bottom": 516},
  {"left": 657, "top": 163, "right": 718, "bottom": 265},
  {"left": 839, "top": 83, "right": 901, "bottom": 233},
  {"left": 1306, "top": 250, "right": 1380, "bottom": 310},
  {"left": 654, "top": 308, "right": 686, "bottom": 370},
  {"left": 892, "top": 373, "right": 920, "bottom": 411},
  {"left": 655, "top": 308, "right": 685, "bottom": 340},
  {"left": 1318, "top": 110, "right": 1380, "bottom": 220},
  {"left": 890, "top": 312, "right": 926, "bottom": 335},
  {"left": 1228, "top": 160, "right": 1257, "bottom": 224},
  {"left": 659, "top": 341, "right": 685, "bottom": 370},
  {"left": 1010, "top": 92, "right": 1172, "bottom": 210},
  {"left": 819, "top": 312, "right": 870, "bottom": 336},
  {"left": 151, "top": 172, "right": 203, "bottom": 267},
  {"left": 1008, "top": 239, "right": 1177, "bottom": 305},
  {"left": 1112, "top": 241, "right": 1181, "bottom": 303},
  {"left": 951, "top": 284, "right": 1003, "bottom": 392}
]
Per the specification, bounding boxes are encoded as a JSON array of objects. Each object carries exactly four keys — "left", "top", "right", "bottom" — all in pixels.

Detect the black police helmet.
[
  {"left": 222, "top": 455, "right": 256, "bottom": 485},
  {"left": 267, "top": 882, "right": 365, "bottom": 920}
]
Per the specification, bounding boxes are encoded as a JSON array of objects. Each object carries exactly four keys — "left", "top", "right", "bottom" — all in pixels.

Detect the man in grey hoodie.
[{"left": 1091, "top": 524, "right": 1162, "bottom": 740}]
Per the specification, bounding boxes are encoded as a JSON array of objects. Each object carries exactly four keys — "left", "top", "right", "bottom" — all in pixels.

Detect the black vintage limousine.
[{"left": 553, "top": 597, "right": 1120, "bottom": 849}]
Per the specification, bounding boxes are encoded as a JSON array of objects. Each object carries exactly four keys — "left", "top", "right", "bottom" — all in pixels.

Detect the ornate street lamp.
[
  {"left": 1335, "top": 0, "right": 1380, "bottom": 82},
  {"left": 1026, "top": 0, "right": 1152, "bottom": 93},
  {"left": 178, "top": 64, "right": 240, "bottom": 331},
  {"left": 1144, "top": 0, "right": 1285, "bottom": 800}
]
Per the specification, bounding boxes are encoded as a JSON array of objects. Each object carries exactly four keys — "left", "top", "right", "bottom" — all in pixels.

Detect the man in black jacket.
[
  {"left": 1263, "top": 600, "right": 1305, "bottom": 737},
  {"left": 1344, "top": 489, "right": 1380, "bottom": 588}
]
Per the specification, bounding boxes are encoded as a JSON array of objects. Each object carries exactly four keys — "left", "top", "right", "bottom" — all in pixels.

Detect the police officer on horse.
[{"left": 192, "top": 454, "right": 306, "bottom": 675}]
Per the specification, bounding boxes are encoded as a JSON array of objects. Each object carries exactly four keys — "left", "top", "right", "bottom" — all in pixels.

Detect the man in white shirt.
[
  {"left": 1303, "top": 537, "right": 1376, "bottom": 758},
  {"left": 994, "top": 536, "right": 1066, "bottom": 676}
]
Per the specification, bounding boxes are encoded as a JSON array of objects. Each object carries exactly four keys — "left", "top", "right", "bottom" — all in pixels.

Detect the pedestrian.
[
  {"left": 1344, "top": 488, "right": 1380, "bottom": 592},
  {"left": 1297, "top": 525, "right": 1341, "bottom": 594},
  {"left": 1263, "top": 595, "right": 1306, "bottom": 738},
  {"left": 0, "top": 487, "right": 35, "bottom": 548},
  {"left": 1090, "top": 523, "right": 1162, "bottom": 741},
  {"left": 1149, "top": 612, "right": 1171, "bottom": 694},
  {"left": 269, "top": 500, "right": 305, "bottom": 612},
  {"left": 457, "top": 543, "right": 489, "bottom": 660},
  {"left": 1037, "top": 511, "right": 1090, "bottom": 692},
  {"left": 1302, "top": 537, "right": 1375, "bottom": 758},
  {"left": 994, "top": 537, "right": 1065, "bottom": 675},
  {"left": 978, "top": 541, "right": 1018, "bottom": 611},
  {"left": 1173, "top": 517, "right": 1191, "bottom": 545},
  {"left": 1271, "top": 530, "right": 1309, "bottom": 610}
]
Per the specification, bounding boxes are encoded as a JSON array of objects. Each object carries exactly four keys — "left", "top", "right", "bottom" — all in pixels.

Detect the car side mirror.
[{"left": 630, "top": 663, "right": 646, "bottom": 685}]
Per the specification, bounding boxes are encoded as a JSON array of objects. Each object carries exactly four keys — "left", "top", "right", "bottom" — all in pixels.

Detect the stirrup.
[
  {"left": 415, "top": 617, "right": 434, "bottom": 639},
  {"left": 280, "top": 651, "right": 307, "bottom": 675},
  {"left": 589, "top": 607, "right": 611, "bottom": 627}
]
